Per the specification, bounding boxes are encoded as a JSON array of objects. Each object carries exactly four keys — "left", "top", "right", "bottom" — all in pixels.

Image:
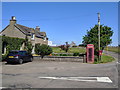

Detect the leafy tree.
[
  {"left": 35, "top": 44, "right": 53, "bottom": 58},
  {"left": 59, "top": 42, "right": 70, "bottom": 52},
  {"left": 24, "top": 36, "right": 33, "bottom": 54},
  {"left": 82, "top": 25, "right": 113, "bottom": 55}
]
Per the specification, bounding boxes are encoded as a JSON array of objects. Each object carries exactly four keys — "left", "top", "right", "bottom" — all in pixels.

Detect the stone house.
[{"left": 1, "top": 16, "right": 48, "bottom": 54}]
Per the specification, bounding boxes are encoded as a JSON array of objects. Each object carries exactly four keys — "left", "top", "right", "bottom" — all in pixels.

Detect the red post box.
[
  {"left": 99, "top": 50, "right": 103, "bottom": 56},
  {"left": 86, "top": 44, "right": 94, "bottom": 63}
]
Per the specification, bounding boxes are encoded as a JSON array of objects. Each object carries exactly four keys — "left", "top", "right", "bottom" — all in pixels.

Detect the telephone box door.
[{"left": 86, "top": 44, "right": 94, "bottom": 63}]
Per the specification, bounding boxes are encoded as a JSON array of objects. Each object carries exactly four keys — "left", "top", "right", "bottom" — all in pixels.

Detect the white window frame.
[
  {"left": 44, "top": 37, "right": 46, "bottom": 41},
  {"left": 31, "top": 33, "right": 35, "bottom": 40}
]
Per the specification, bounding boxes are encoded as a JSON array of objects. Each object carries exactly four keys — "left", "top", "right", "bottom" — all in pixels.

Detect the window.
[
  {"left": 44, "top": 37, "right": 46, "bottom": 41},
  {"left": 88, "top": 48, "right": 92, "bottom": 61},
  {"left": 31, "top": 33, "right": 35, "bottom": 40},
  {"left": 19, "top": 51, "right": 26, "bottom": 56}
]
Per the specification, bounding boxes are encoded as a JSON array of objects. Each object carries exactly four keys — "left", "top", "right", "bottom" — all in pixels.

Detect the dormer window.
[{"left": 31, "top": 33, "right": 35, "bottom": 40}]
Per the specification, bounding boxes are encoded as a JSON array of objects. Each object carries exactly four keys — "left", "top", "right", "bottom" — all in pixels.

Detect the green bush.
[
  {"left": 72, "top": 45, "right": 77, "bottom": 47},
  {"left": 59, "top": 54, "right": 73, "bottom": 56},
  {"left": 2, "top": 54, "right": 8, "bottom": 61},
  {"left": 94, "top": 55, "right": 98, "bottom": 62},
  {"left": 2, "top": 36, "right": 24, "bottom": 52},
  {"left": 24, "top": 36, "right": 33, "bottom": 54},
  {"left": 60, "top": 54, "right": 67, "bottom": 56},
  {"left": 35, "top": 44, "right": 53, "bottom": 58},
  {"left": 73, "top": 52, "right": 80, "bottom": 56},
  {"left": 1, "top": 36, "right": 25, "bottom": 57}
]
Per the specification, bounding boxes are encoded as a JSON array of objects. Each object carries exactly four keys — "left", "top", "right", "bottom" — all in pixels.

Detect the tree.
[
  {"left": 59, "top": 42, "right": 70, "bottom": 52},
  {"left": 82, "top": 25, "right": 113, "bottom": 55},
  {"left": 24, "top": 36, "right": 33, "bottom": 54},
  {"left": 35, "top": 44, "right": 53, "bottom": 58}
]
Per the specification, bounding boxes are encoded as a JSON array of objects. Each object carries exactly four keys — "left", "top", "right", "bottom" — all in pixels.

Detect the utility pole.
[{"left": 97, "top": 13, "right": 100, "bottom": 61}]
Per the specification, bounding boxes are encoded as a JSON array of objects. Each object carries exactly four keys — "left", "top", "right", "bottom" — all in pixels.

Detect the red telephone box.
[{"left": 86, "top": 44, "right": 94, "bottom": 63}]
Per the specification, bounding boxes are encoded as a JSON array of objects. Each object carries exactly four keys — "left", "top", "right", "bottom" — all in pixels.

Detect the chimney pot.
[{"left": 11, "top": 16, "right": 16, "bottom": 20}]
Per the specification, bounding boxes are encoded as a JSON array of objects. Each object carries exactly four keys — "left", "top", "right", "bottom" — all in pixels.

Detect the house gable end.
[
  {"left": 0, "top": 25, "right": 10, "bottom": 34},
  {"left": 1, "top": 24, "right": 26, "bottom": 39}
]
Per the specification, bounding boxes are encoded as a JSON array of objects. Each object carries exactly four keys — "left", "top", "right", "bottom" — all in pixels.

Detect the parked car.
[{"left": 6, "top": 50, "right": 33, "bottom": 64}]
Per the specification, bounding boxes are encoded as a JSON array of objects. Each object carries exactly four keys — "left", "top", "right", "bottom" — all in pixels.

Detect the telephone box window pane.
[{"left": 89, "top": 48, "right": 92, "bottom": 61}]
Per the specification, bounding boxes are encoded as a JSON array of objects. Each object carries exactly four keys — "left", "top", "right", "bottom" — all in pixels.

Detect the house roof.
[
  {"left": 15, "top": 24, "right": 34, "bottom": 35},
  {"left": 1, "top": 23, "right": 47, "bottom": 38},
  {"left": 40, "top": 32, "right": 46, "bottom": 36},
  {"left": 15, "top": 24, "right": 46, "bottom": 37},
  {"left": 35, "top": 31, "right": 44, "bottom": 38}
]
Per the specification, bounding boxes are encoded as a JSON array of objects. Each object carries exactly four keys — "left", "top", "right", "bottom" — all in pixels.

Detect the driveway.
[{"left": 1, "top": 57, "right": 118, "bottom": 89}]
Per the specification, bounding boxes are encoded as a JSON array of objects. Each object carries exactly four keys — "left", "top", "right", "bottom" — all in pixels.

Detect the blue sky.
[{"left": 1, "top": 2, "right": 118, "bottom": 46}]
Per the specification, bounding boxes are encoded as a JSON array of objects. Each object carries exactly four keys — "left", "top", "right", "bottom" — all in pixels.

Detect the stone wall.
[
  {"left": 1, "top": 26, "right": 26, "bottom": 39},
  {"left": 33, "top": 56, "right": 84, "bottom": 62},
  {"left": 35, "top": 37, "right": 48, "bottom": 45}
]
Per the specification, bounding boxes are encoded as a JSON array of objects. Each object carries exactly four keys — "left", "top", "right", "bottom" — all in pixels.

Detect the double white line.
[{"left": 38, "top": 76, "right": 112, "bottom": 83}]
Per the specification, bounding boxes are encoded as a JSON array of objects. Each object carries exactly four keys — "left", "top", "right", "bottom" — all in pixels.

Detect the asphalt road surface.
[
  {"left": 103, "top": 50, "right": 120, "bottom": 89},
  {"left": 1, "top": 56, "right": 118, "bottom": 89}
]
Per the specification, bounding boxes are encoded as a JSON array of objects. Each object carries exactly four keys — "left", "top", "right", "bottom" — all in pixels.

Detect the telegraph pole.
[{"left": 97, "top": 13, "right": 100, "bottom": 61}]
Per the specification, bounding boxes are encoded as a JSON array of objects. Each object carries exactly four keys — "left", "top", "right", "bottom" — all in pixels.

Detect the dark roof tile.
[{"left": 15, "top": 24, "right": 34, "bottom": 35}]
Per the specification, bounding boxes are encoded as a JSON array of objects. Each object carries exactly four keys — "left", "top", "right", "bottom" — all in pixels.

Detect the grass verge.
[
  {"left": 52, "top": 47, "right": 86, "bottom": 53},
  {"left": 94, "top": 54, "right": 115, "bottom": 64},
  {"left": 104, "top": 46, "right": 120, "bottom": 53}
]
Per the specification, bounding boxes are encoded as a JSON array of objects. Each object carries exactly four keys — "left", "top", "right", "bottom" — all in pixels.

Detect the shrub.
[
  {"left": 72, "top": 45, "right": 77, "bottom": 47},
  {"left": 61, "top": 54, "right": 67, "bottom": 56},
  {"left": 73, "top": 52, "right": 80, "bottom": 56},
  {"left": 24, "top": 36, "right": 33, "bottom": 54},
  {"left": 94, "top": 55, "right": 98, "bottom": 62},
  {"left": 2, "top": 36, "right": 24, "bottom": 53},
  {"left": 59, "top": 42, "right": 70, "bottom": 52},
  {"left": 35, "top": 44, "right": 53, "bottom": 58}
]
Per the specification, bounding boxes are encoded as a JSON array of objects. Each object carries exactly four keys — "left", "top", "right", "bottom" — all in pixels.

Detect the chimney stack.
[
  {"left": 10, "top": 16, "right": 16, "bottom": 25},
  {"left": 35, "top": 26, "right": 40, "bottom": 32}
]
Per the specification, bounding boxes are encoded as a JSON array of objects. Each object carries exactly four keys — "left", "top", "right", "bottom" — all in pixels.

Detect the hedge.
[{"left": 1, "top": 36, "right": 25, "bottom": 60}]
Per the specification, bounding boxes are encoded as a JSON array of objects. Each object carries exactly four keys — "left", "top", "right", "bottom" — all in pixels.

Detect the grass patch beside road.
[
  {"left": 94, "top": 54, "right": 115, "bottom": 64},
  {"left": 104, "top": 46, "right": 119, "bottom": 53},
  {"left": 52, "top": 47, "right": 86, "bottom": 53}
]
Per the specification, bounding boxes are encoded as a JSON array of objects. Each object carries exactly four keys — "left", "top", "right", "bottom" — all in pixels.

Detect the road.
[
  {"left": 1, "top": 54, "right": 118, "bottom": 89},
  {"left": 104, "top": 50, "right": 120, "bottom": 89}
]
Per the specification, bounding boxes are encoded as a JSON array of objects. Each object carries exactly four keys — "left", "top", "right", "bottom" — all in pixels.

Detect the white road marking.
[
  {"left": 97, "top": 77, "right": 112, "bottom": 83},
  {"left": 0, "top": 87, "right": 8, "bottom": 89},
  {"left": 38, "top": 76, "right": 112, "bottom": 83}
]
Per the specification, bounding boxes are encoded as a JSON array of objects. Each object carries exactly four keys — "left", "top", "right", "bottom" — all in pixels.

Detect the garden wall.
[{"left": 33, "top": 56, "right": 86, "bottom": 62}]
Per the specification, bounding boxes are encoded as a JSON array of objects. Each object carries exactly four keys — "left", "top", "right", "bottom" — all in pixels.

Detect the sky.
[{"left": 1, "top": 2, "right": 118, "bottom": 46}]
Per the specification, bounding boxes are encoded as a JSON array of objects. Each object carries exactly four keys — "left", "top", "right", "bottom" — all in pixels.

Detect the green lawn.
[
  {"left": 104, "top": 46, "right": 119, "bottom": 53},
  {"left": 51, "top": 47, "right": 86, "bottom": 53},
  {"left": 94, "top": 54, "right": 115, "bottom": 64}
]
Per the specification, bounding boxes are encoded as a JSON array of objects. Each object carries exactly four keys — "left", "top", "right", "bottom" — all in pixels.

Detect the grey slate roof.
[
  {"left": 15, "top": 24, "right": 46, "bottom": 38},
  {"left": 15, "top": 24, "right": 34, "bottom": 35}
]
